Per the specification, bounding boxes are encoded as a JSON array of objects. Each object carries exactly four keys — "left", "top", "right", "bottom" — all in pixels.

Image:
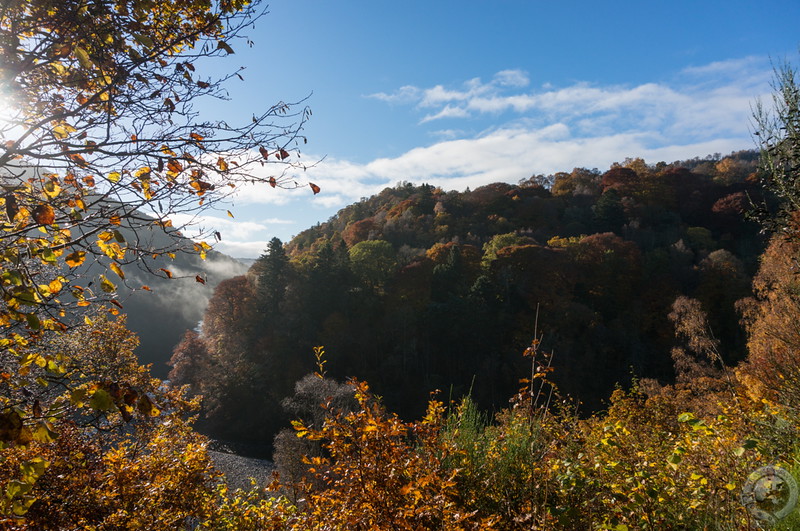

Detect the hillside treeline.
[{"left": 170, "top": 151, "right": 765, "bottom": 449}]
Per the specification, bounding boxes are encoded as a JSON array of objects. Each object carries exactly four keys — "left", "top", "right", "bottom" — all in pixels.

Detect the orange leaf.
[
  {"left": 268, "top": 176, "right": 277, "bottom": 188},
  {"left": 159, "top": 268, "right": 173, "bottom": 279},
  {"left": 167, "top": 159, "right": 183, "bottom": 174},
  {"left": 141, "top": 285, "right": 151, "bottom": 291},
  {"left": 277, "top": 149, "right": 290, "bottom": 160},
  {"left": 32, "top": 204, "right": 55, "bottom": 225},
  {"left": 53, "top": 44, "right": 72, "bottom": 58},
  {"left": 70, "top": 153, "right": 88, "bottom": 167},
  {"left": 195, "top": 275, "right": 206, "bottom": 285},
  {"left": 65, "top": 251, "right": 86, "bottom": 267},
  {"left": 310, "top": 182, "right": 321, "bottom": 195},
  {"left": 217, "top": 157, "right": 229, "bottom": 171},
  {"left": 259, "top": 146, "right": 269, "bottom": 159}
]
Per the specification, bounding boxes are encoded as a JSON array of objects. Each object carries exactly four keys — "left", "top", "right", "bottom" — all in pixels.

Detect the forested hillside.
[{"left": 170, "top": 150, "right": 765, "bottom": 448}]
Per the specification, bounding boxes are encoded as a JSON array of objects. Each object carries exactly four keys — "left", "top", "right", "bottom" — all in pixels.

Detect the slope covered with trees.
[{"left": 172, "top": 150, "right": 765, "bottom": 448}]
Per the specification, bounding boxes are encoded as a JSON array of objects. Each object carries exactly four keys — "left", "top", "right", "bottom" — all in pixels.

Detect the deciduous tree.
[
  {"left": 752, "top": 60, "right": 800, "bottom": 231},
  {"left": 0, "top": 0, "right": 312, "bottom": 517}
]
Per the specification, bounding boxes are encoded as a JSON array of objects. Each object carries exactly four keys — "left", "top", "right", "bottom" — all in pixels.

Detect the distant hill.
[
  {"left": 121, "top": 249, "right": 247, "bottom": 377},
  {"left": 73, "top": 212, "right": 249, "bottom": 378},
  {"left": 172, "top": 151, "right": 766, "bottom": 448}
]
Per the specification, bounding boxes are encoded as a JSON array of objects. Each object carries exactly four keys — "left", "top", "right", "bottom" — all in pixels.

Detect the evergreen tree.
[
  {"left": 254, "top": 237, "right": 291, "bottom": 323},
  {"left": 593, "top": 189, "right": 626, "bottom": 233}
]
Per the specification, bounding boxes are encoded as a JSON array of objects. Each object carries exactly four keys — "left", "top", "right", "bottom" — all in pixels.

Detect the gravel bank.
[{"left": 208, "top": 450, "right": 276, "bottom": 492}]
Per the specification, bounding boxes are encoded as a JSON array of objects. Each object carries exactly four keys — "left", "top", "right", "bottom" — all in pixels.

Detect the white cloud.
[
  {"left": 681, "top": 55, "right": 764, "bottom": 78},
  {"left": 367, "top": 62, "right": 772, "bottom": 132},
  {"left": 212, "top": 240, "right": 271, "bottom": 259},
  {"left": 420, "top": 105, "right": 471, "bottom": 123},
  {"left": 494, "top": 69, "right": 530, "bottom": 87},
  {"left": 167, "top": 212, "right": 296, "bottom": 247},
  {"left": 429, "top": 129, "right": 464, "bottom": 140},
  {"left": 366, "top": 85, "right": 421, "bottom": 104},
  {"left": 292, "top": 123, "right": 747, "bottom": 206}
]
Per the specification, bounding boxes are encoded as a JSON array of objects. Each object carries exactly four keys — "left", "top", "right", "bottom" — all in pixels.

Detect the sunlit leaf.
[
  {"left": 73, "top": 47, "right": 92, "bottom": 69},
  {"left": 48, "top": 278, "right": 63, "bottom": 294},
  {"left": 110, "top": 262, "right": 125, "bottom": 279},
  {"left": 65, "top": 251, "right": 86, "bottom": 267},
  {"left": 99, "top": 275, "right": 116, "bottom": 293}
]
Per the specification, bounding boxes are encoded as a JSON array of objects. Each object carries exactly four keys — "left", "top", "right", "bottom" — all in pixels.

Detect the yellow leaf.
[
  {"left": 107, "top": 171, "right": 121, "bottom": 183},
  {"left": 99, "top": 275, "right": 116, "bottom": 293},
  {"left": 52, "top": 125, "right": 70, "bottom": 139},
  {"left": 48, "top": 279, "right": 63, "bottom": 294},
  {"left": 74, "top": 47, "right": 92, "bottom": 69},
  {"left": 135, "top": 166, "right": 151, "bottom": 178},
  {"left": 110, "top": 262, "right": 125, "bottom": 279}
]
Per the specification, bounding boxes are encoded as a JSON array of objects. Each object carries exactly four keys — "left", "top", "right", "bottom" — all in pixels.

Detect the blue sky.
[{"left": 187, "top": 0, "right": 800, "bottom": 258}]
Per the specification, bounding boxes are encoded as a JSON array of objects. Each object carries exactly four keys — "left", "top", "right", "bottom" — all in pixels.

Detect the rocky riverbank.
[{"left": 208, "top": 449, "right": 275, "bottom": 492}]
